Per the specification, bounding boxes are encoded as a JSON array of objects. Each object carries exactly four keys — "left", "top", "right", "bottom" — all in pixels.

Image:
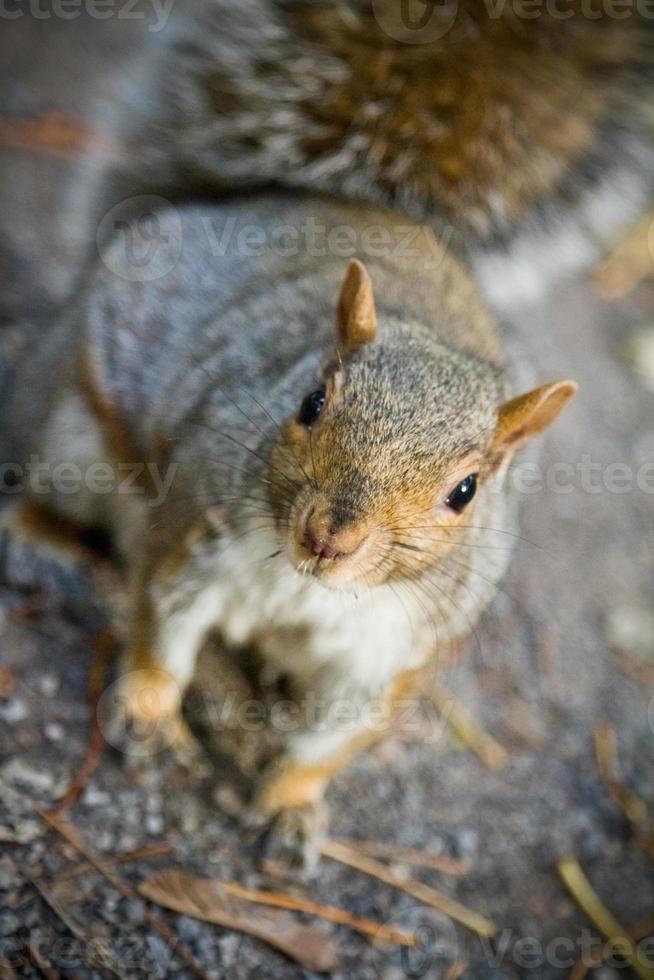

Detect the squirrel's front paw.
[
  {"left": 263, "top": 801, "right": 328, "bottom": 877},
  {"left": 99, "top": 667, "right": 206, "bottom": 772}
]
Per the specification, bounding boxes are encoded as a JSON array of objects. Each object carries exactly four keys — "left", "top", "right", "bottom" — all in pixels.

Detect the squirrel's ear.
[
  {"left": 335, "top": 259, "right": 377, "bottom": 355},
  {"left": 491, "top": 379, "right": 578, "bottom": 466}
]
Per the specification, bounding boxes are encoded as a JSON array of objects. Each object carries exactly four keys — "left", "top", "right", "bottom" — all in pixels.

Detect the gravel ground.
[{"left": 1, "top": 13, "right": 654, "bottom": 980}]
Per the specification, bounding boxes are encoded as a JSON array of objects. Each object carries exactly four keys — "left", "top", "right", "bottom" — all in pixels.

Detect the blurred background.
[{"left": 1, "top": 6, "right": 654, "bottom": 979}]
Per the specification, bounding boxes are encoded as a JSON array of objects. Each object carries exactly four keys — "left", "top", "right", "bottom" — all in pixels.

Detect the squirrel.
[
  {"left": 134, "top": 0, "right": 654, "bottom": 308},
  {"left": 4, "top": 193, "right": 577, "bottom": 868}
]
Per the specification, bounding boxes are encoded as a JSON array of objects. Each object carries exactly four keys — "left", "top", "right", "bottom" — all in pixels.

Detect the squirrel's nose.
[
  {"left": 303, "top": 529, "right": 341, "bottom": 560},
  {"left": 302, "top": 511, "right": 365, "bottom": 561}
]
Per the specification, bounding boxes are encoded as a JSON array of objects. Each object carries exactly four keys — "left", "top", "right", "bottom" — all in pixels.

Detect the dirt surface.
[{"left": 1, "top": 13, "right": 654, "bottom": 980}]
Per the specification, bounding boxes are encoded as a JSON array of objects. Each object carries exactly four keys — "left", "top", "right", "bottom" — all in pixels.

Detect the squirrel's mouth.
[{"left": 288, "top": 501, "right": 374, "bottom": 587}]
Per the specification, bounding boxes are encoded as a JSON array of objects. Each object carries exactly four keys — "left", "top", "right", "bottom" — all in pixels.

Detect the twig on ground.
[
  {"left": 0, "top": 665, "right": 14, "bottom": 699},
  {"left": 594, "top": 721, "right": 653, "bottom": 856},
  {"left": 321, "top": 840, "right": 496, "bottom": 939},
  {"left": 224, "top": 880, "right": 416, "bottom": 946},
  {"left": 557, "top": 855, "right": 654, "bottom": 980},
  {"left": 36, "top": 808, "right": 211, "bottom": 980},
  {"left": 50, "top": 629, "right": 114, "bottom": 817},
  {"left": 0, "top": 953, "right": 17, "bottom": 980},
  {"left": 333, "top": 839, "right": 469, "bottom": 875},
  {"left": 56, "top": 841, "right": 174, "bottom": 880},
  {"left": 27, "top": 941, "right": 62, "bottom": 980},
  {"left": 430, "top": 683, "right": 508, "bottom": 771}
]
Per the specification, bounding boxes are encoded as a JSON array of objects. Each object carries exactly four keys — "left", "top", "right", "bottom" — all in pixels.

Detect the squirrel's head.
[{"left": 269, "top": 260, "right": 577, "bottom": 591}]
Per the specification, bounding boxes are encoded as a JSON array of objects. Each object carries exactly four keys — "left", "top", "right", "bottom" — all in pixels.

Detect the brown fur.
[
  {"left": 291, "top": 3, "right": 631, "bottom": 230},
  {"left": 168, "top": 0, "right": 651, "bottom": 252}
]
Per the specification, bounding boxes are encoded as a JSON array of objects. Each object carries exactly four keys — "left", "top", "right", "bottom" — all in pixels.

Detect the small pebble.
[
  {"left": 176, "top": 914, "right": 203, "bottom": 943},
  {"left": 0, "top": 913, "right": 20, "bottom": 936},
  {"left": 213, "top": 783, "right": 242, "bottom": 817},
  {"left": 82, "top": 785, "right": 111, "bottom": 807},
  {"left": 123, "top": 900, "right": 146, "bottom": 924},
  {"left": 0, "top": 857, "right": 17, "bottom": 891},
  {"left": 606, "top": 605, "right": 654, "bottom": 661},
  {"left": 146, "top": 813, "right": 164, "bottom": 835},
  {"left": 218, "top": 933, "right": 241, "bottom": 967},
  {"left": 0, "top": 698, "right": 28, "bottom": 723},
  {"left": 145, "top": 934, "right": 174, "bottom": 973},
  {"left": 44, "top": 722, "right": 65, "bottom": 742},
  {"left": 451, "top": 827, "right": 479, "bottom": 861},
  {"left": 37, "top": 673, "right": 60, "bottom": 697}
]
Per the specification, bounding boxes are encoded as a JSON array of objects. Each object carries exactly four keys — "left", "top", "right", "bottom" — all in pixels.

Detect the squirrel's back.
[{"left": 3, "top": 193, "right": 502, "bottom": 479}]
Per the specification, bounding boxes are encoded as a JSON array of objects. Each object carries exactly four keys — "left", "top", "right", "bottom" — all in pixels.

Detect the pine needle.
[
  {"left": 568, "top": 911, "right": 654, "bottom": 980},
  {"left": 321, "top": 840, "right": 496, "bottom": 939},
  {"left": 557, "top": 855, "right": 654, "bottom": 980},
  {"left": 334, "top": 838, "right": 469, "bottom": 875},
  {"left": 224, "top": 881, "right": 416, "bottom": 946},
  {"left": 431, "top": 683, "right": 508, "bottom": 771},
  {"left": 594, "top": 721, "right": 648, "bottom": 827}
]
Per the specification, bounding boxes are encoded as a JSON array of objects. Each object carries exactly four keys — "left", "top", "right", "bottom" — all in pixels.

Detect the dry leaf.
[
  {"left": 139, "top": 870, "right": 339, "bottom": 973},
  {"left": 29, "top": 876, "right": 125, "bottom": 978}
]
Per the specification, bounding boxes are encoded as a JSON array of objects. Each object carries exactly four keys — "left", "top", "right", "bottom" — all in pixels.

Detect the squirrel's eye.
[
  {"left": 298, "top": 387, "right": 326, "bottom": 427},
  {"left": 446, "top": 473, "right": 478, "bottom": 513}
]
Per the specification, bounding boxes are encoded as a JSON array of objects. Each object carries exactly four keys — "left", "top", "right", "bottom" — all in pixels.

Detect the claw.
[{"left": 262, "top": 801, "right": 328, "bottom": 877}]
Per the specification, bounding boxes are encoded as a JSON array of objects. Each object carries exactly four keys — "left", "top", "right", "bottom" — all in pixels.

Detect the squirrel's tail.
[{"left": 130, "top": 0, "right": 654, "bottom": 307}]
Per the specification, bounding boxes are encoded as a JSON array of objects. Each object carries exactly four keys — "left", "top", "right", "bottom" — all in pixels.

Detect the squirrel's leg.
[
  {"left": 252, "top": 667, "right": 426, "bottom": 872},
  {"left": 109, "top": 569, "right": 218, "bottom": 768}
]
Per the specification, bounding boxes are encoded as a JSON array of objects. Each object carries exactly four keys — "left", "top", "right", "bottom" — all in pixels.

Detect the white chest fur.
[{"left": 152, "top": 524, "right": 433, "bottom": 703}]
